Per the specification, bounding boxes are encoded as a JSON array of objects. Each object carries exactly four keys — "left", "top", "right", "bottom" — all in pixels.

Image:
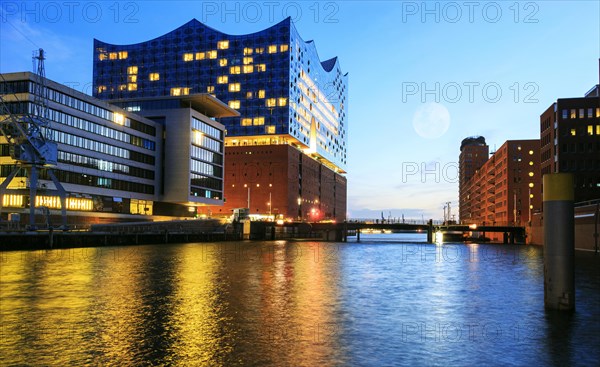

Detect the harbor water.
[{"left": 1, "top": 233, "right": 599, "bottom": 366}]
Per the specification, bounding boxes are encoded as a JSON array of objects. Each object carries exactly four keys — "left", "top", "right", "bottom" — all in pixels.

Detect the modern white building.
[{"left": 0, "top": 72, "right": 232, "bottom": 224}]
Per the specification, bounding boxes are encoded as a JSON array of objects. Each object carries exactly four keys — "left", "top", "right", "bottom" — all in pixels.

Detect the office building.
[
  {"left": 0, "top": 72, "right": 228, "bottom": 223},
  {"left": 540, "top": 85, "right": 600, "bottom": 203},
  {"left": 92, "top": 17, "right": 348, "bottom": 221}
]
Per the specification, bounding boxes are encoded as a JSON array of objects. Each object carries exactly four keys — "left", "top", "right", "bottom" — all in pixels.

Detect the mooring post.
[
  {"left": 543, "top": 173, "right": 574, "bottom": 312},
  {"left": 48, "top": 227, "right": 54, "bottom": 249},
  {"left": 427, "top": 219, "right": 433, "bottom": 243}
]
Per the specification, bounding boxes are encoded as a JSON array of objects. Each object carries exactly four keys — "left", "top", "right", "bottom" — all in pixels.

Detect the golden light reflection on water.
[
  {"left": 4, "top": 241, "right": 593, "bottom": 366},
  {"left": 0, "top": 243, "right": 347, "bottom": 366}
]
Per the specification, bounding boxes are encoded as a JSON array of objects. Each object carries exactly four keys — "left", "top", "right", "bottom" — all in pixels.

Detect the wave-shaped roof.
[{"left": 95, "top": 17, "right": 346, "bottom": 77}]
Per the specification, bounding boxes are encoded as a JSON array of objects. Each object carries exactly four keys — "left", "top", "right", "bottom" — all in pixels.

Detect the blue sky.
[{"left": 1, "top": 1, "right": 598, "bottom": 220}]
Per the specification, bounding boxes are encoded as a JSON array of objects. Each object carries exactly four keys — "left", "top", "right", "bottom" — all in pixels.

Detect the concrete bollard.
[{"left": 543, "top": 173, "right": 575, "bottom": 312}]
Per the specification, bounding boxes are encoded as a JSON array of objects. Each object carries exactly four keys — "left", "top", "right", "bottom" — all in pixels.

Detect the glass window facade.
[
  {"left": 93, "top": 17, "right": 348, "bottom": 172},
  {"left": 190, "top": 117, "right": 224, "bottom": 200},
  {"left": 1, "top": 75, "right": 159, "bottom": 198}
]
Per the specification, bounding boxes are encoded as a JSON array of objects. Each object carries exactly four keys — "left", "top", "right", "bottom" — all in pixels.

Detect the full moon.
[{"left": 412, "top": 103, "right": 451, "bottom": 139}]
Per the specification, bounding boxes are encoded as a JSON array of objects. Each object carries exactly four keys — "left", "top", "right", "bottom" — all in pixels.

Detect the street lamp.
[
  {"left": 244, "top": 183, "right": 259, "bottom": 211},
  {"left": 528, "top": 187, "right": 532, "bottom": 224},
  {"left": 297, "top": 196, "right": 302, "bottom": 221}
]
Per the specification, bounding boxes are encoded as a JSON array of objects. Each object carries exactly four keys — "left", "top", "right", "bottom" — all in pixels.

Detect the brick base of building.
[{"left": 200, "top": 144, "right": 347, "bottom": 222}]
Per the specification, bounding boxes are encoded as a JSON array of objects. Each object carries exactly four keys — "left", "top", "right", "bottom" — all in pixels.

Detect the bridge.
[{"left": 258, "top": 220, "right": 527, "bottom": 244}]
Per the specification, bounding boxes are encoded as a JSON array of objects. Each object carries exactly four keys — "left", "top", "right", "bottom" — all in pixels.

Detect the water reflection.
[{"left": 1, "top": 237, "right": 599, "bottom": 366}]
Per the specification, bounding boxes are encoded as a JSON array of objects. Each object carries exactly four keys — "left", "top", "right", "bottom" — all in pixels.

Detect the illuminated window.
[
  {"left": 246, "top": 91, "right": 253, "bottom": 99},
  {"left": 97, "top": 85, "right": 107, "bottom": 93},
  {"left": 128, "top": 75, "right": 137, "bottom": 82},
  {"left": 207, "top": 50, "right": 217, "bottom": 59},
  {"left": 196, "top": 52, "right": 206, "bottom": 60},
  {"left": 530, "top": 194, "right": 534, "bottom": 198},
  {"left": 192, "top": 130, "right": 204, "bottom": 145},
  {"left": 241, "top": 118, "right": 252, "bottom": 126},
  {"left": 207, "top": 86, "right": 215, "bottom": 93},
  {"left": 68, "top": 197, "right": 93, "bottom": 211},
  {"left": 118, "top": 84, "right": 127, "bottom": 91},
  {"left": 118, "top": 51, "right": 128, "bottom": 59},
  {"left": 113, "top": 112, "right": 125, "bottom": 125},
  {"left": 280, "top": 45, "right": 289, "bottom": 52},
  {"left": 266, "top": 125, "right": 276, "bottom": 134},
  {"left": 579, "top": 109, "right": 585, "bottom": 118},
  {"left": 570, "top": 129, "right": 576, "bottom": 136},
  {"left": 219, "top": 58, "right": 228, "bottom": 67},
  {"left": 229, "top": 100, "right": 240, "bottom": 109},
  {"left": 528, "top": 172, "right": 534, "bottom": 177},
  {"left": 127, "top": 66, "right": 138, "bottom": 74},
  {"left": 266, "top": 98, "right": 276, "bottom": 107},
  {"left": 588, "top": 125, "right": 594, "bottom": 135},
  {"left": 528, "top": 183, "right": 534, "bottom": 188},
  {"left": 230, "top": 66, "right": 241, "bottom": 74},
  {"left": 217, "top": 75, "right": 228, "bottom": 84},
  {"left": 229, "top": 83, "right": 241, "bottom": 92},
  {"left": 130, "top": 199, "right": 153, "bottom": 215},
  {"left": 243, "top": 47, "right": 253, "bottom": 56},
  {"left": 243, "top": 65, "right": 254, "bottom": 74},
  {"left": 278, "top": 98, "right": 287, "bottom": 107},
  {"left": 268, "top": 45, "right": 277, "bottom": 54},
  {"left": 217, "top": 40, "right": 229, "bottom": 49},
  {"left": 183, "top": 53, "right": 194, "bottom": 62},
  {"left": 258, "top": 90, "right": 265, "bottom": 98},
  {"left": 597, "top": 125, "right": 600, "bottom": 135},
  {"left": 170, "top": 87, "right": 190, "bottom": 96},
  {"left": 2, "top": 194, "right": 23, "bottom": 207},
  {"left": 256, "top": 64, "right": 266, "bottom": 72},
  {"left": 109, "top": 52, "right": 117, "bottom": 60},
  {"left": 528, "top": 150, "right": 533, "bottom": 155},
  {"left": 98, "top": 53, "right": 107, "bottom": 61},
  {"left": 529, "top": 161, "right": 534, "bottom": 166},
  {"left": 596, "top": 108, "right": 600, "bottom": 117},
  {"left": 255, "top": 47, "right": 264, "bottom": 54},
  {"left": 570, "top": 109, "right": 576, "bottom": 119},
  {"left": 127, "top": 83, "right": 137, "bottom": 91},
  {"left": 243, "top": 57, "right": 253, "bottom": 65},
  {"left": 253, "top": 117, "right": 265, "bottom": 125},
  {"left": 589, "top": 108, "right": 594, "bottom": 118}
]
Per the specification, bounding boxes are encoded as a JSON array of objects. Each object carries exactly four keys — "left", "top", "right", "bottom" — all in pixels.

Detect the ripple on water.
[{"left": 0, "top": 238, "right": 599, "bottom": 366}]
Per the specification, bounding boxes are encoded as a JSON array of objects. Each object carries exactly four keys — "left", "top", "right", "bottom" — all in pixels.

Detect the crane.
[{"left": 0, "top": 49, "right": 67, "bottom": 230}]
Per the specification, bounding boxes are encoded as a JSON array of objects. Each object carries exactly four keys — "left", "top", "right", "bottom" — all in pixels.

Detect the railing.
[
  {"left": 575, "top": 199, "right": 600, "bottom": 208},
  {"left": 347, "top": 218, "right": 443, "bottom": 225}
]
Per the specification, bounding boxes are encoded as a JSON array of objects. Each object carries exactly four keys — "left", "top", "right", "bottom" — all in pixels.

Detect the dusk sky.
[{"left": 1, "top": 1, "right": 598, "bottom": 220}]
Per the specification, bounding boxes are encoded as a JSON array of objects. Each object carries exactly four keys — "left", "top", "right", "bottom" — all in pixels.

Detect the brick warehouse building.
[
  {"left": 459, "top": 138, "right": 542, "bottom": 240},
  {"left": 92, "top": 18, "right": 348, "bottom": 221},
  {"left": 459, "top": 136, "right": 489, "bottom": 222}
]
